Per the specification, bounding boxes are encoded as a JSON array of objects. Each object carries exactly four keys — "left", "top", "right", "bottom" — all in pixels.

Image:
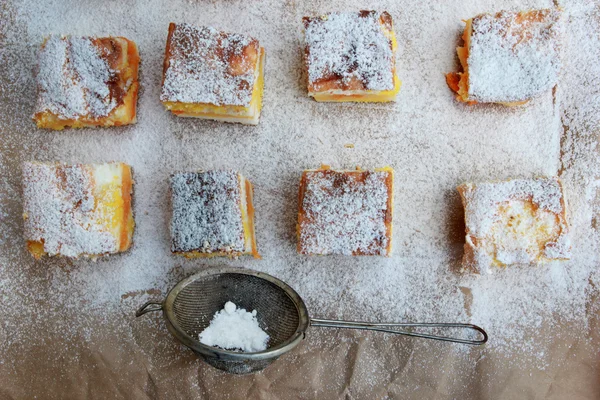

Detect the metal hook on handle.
[
  {"left": 310, "top": 318, "right": 488, "bottom": 345},
  {"left": 136, "top": 301, "right": 163, "bottom": 317}
]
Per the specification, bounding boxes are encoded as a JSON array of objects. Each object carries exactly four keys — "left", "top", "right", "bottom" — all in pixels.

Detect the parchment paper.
[{"left": 0, "top": 0, "right": 598, "bottom": 399}]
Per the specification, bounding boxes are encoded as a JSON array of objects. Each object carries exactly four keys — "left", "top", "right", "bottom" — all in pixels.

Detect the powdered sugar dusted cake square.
[
  {"left": 297, "top": 167, "right": 394, "bottom": 255},
  {"left": 22, "top": 162, "right": 134, "bottom": 259},
  {"left": 303, "top": 11, "right": 401, "bottom": 102},
  {"left": 446, "top": 9, "right": 563, "bottom": 105},
  {"left": 170, "top": 171, "right": 259, "bottom": 258},
  {"left": 160, "top": 23, "right": 265, "bottom": 125},
  {"left": 457, "top": 178, "right": 571, "bottom": 274},
  {"left": 33, "top": 35, "right": 140, "bottom": 130}
]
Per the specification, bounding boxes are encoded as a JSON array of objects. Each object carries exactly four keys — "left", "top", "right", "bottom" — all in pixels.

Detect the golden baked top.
[
  {"left": 34, "top": 36, "right": 134, "bottom": 120},
  {"left": 161, "top": 23, "right": 260, "bottom": 107},
  {"left": 303, "top": 11, "right": 396, "bottom": 93}
]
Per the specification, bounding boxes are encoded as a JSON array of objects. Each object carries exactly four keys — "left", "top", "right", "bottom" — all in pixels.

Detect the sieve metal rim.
[{"left": 161, "top": 267, "right": 310, "bottom": 362}]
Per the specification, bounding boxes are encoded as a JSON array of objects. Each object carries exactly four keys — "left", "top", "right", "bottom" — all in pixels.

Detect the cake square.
[
  {"left": 160, "top": 23, "right": 265, "bottom": 125},
  {"left": 457, "top": 178, "right": 571, "bottom": 274},
  {"left": 446, "top": 9, "right": 563, "bottom": 105},
  {"left": 22, "top": 162, "right": 134, "bottom": 259},
  {"left": 33, "top": 35, "right": 140, "bottom": 130},
  {"left": 303, "top": 10, "right": 400, "bottom": 102},
  {"left": 170, "top": 171, "right": 259, "bottom": 258},
  {"left": 297, "top": 167, "right": 394, "bottom": 255}
]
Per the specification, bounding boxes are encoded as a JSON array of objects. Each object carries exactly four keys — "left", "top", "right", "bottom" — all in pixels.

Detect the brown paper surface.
[{"left": 0, "top": 0, "right": 599, "bottom": 399}]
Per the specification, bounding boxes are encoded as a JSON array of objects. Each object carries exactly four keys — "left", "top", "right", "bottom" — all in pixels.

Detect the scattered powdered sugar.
[
  {"left": 170, "top": 171, "right": 245, "bottom": 254},
  {"left": 298, "top": 169, "right": 391, "bottom": 255},
  {"left": 22, "top": 162, "right": 120, "bottom": 257},
  {"left": 468, "top": 9, "right": 563, "bottom": 103},
  {"left": 303, "top": 11, "right": 395, "bottom": 91},
  {"left": 0, "top": 0, "right": 598, "bottom": 396},
  {"left": 199, "top": 301, "right": 269, "bottom": 352},
  {"left": 34, "top": 35, "right": 118, "bottom": 119},
  {"left": 160, "top": 23, "right": 259, "bottom": 107}
]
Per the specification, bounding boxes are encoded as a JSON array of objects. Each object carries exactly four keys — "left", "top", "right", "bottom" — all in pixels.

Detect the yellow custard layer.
[
  {"left": 311, "top": 75, "right": 401, "bottom": 102},
  {"left": 485, "top": 200, "right": 565, "bottom": 267}
]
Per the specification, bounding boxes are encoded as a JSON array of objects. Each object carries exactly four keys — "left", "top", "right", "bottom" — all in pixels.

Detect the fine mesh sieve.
[{"left": 136, "top": 267, "right": 487, "bottom": 374}]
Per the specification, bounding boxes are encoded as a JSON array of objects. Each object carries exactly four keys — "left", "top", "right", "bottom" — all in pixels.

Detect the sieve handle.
[
  {"left": 136, "top": 301, "right": 163, "bottom": 317},
  {"left": 310, "top": 318, "right": 487, "bottom": 345}
]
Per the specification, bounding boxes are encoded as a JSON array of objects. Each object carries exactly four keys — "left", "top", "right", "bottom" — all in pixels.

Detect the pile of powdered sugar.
[
  {"left": 199, "top": 301, "right": 269, "bottom": 353},
  {"left": 0, "top": 0, "right": 598, "bottom": 395}
]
